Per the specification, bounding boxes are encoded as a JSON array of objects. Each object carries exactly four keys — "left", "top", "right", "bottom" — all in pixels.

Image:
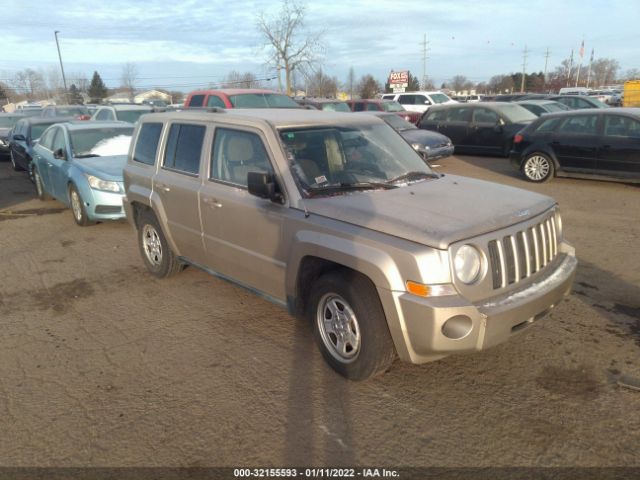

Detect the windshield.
[
  {"left": 589, "top": 98, "right": 610, "bottom": 108},
  {"left": 496, "top": 104, "right": 538, "bottom": 123},
  {"left": 229, "top": 93, "right": 300, "bottom": 108},
  {"left": 381, "top": 114, "right": 416, "bottom": 131},
  {"left": 69, "top": 127, "right": 134, "bottom": 157},
  {"left": 321, "top": 102, "right": 351, "bottom": 112},
  {"left": 0, "top": 116, "right": 22, "bottom": 128},
  {"left": 380, "top": 101, "right": 405, "bottom": 112},
  {"left": 429, "top": 93, "right": 452, "bottom": 104},
  {"left": 279, "top": 123, "right": 435, "bottom": 197},
  {"left": 116, "top": 109, "right": 152, "bottom": 123}
]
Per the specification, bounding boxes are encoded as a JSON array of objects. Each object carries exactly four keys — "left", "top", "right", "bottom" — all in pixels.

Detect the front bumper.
[
  {"left": 381, "top": 250, "right": 577, "bottom": 364},
  {"left": 426, "top": 145, "right": 455, "bottom": 162},
  {"left": 83, "top": 188, "right": 126, "bottom": 221}
]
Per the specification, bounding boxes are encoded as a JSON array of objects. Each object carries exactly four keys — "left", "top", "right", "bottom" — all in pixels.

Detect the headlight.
[
  {"left": 86, "top": 175, "right": 121, "bottom": 193},
  {"left": 454, "top": 245, "right": 482, "bottom": 284},
  {"left": 411, "top": 143, "right": 430, "bottom": 151}
]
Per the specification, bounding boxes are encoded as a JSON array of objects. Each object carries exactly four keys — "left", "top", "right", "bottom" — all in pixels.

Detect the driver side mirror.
[
  {"left": 12, "top": 133, "right": 26, "bottom": 141},
  {"left": 424, "top": 100, "right": 432, "bottom": 105},
  {"left": 53, "top": 148, "right": 67, "bottom": 160},
  {"left": 247, "top": 172, "right": 283, "bottom": 204}
]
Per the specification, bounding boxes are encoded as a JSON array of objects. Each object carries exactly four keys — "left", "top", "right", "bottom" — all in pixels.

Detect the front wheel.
[
  {"left": 69, "top": 184, "right": 93, "bottom": 226},
  {"left": 137, "top": 211, "right": 183, "bottom": 278},
  {"left": 309, "top": 270, "right": 396, "bottom": 381},
  {"left": 522, "top": 153, "right": 555, "bottom": 182}
]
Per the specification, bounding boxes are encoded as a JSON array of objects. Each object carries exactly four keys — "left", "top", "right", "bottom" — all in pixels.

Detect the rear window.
[
  {"left": 133, "top": 123, "right": 163, "bottom": 165},
  {"left": 117, "top": 109, "right": 152, "bottom": 124},
  {"left": 380, "top": 102, "right": 404, "bottom": 112},
  {"left": 229, "top": 93, "right": 300, "bottom": 108},
  {"left": 495, "top": 104, "right": 537, "bottom": 123},
  {"left": 56, "top": 107, "right": 89, "bottom": 117},
  {"left": 163, "top": 124, "right": 205, "bottom": 174}
]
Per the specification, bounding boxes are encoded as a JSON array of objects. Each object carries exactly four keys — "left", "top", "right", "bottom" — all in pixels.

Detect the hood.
[
  {"left": 400, "top": 128, "right": 451, "bottom": 148},
  {"left": 304, "top": 174, "right": 555, "bottom": 249},
  {"left": 72, "top": 155, "right": 127, "bottom": 181}
]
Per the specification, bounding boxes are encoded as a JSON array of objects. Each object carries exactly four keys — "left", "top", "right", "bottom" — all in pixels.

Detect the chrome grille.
[{"left": 488, "top": 215, "right": 560, "bottom": 289}]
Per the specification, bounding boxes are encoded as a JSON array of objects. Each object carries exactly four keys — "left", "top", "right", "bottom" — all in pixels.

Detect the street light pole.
[{"left": 54, "top": 30, "right": 68, "bottom": 100}]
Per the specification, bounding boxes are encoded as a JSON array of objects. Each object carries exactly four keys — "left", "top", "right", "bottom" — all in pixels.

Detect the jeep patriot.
[{"left": 123, "top": 109, "right": 577, "bottom": 380}]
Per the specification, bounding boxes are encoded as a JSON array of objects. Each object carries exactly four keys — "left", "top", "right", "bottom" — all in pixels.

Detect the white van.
[
  {"left": 558, "top": 87, "right": 590, "bottom": 96},
  {"left": 381, "top": 91, "right": 457, "bottom": 113}
]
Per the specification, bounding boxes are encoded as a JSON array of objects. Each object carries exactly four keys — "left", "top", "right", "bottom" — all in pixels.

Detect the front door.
[
  {"left": 200, "top": 126, "right": 286, "bottom": 302},
  {"left": 48, "top": 127, "right": 72, "bottom": 200},
  {"left": 468, "top": 107, "right": 505, "bottom": 154},
  {"left": 153, "top": 122, "right": 208, "bottom": 264}
]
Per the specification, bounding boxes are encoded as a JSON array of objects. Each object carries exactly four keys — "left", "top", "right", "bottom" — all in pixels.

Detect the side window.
[
  {"left": 558, "top": 115, "right": 598, "bottom": 135},
  {"left": 397, "top": 95, "right": 414, "bottom": 105},
  {"left": 424, "top": 109, "right": 448, "bottom": 122},
  {"left": 604, "top": 116, "right": 640, "bottom": 137},
  {"left": 366, "top": 103, "right": 380, "bottom": 111},
  {"left": 133, "top": 123, "right": 163, "bottom": 165},
  {"left": 447, "top": 107, "right": 471, "bottom": 122},
  {"left": 381, "top": 95, "right": 395, "bottom": 100},
  {"left": 206, "top": 95, "right": 226, "bottom": 108},
  {"left": 416, "top": 95, "right": 429, "bottom": 105},
  {"left": 353, "top": 102, "right": 365, "bottom": 112},
  {"left": 472, "top": 108, "right": 500, "bottom": 124},
  {"left": 535, "top": 117, "right": 562, "bottom": 133},
  {"left": 39, "top": 128, "right": 56, "bottom": 150},
  {"left": 188, "top": 94, "right": 205, "bottom": 107},
  {"left": 211, "top": 128, "right": 273, "bottom": 186},
  {"left": 52, "top": 129, "right": 67, "bottom": 154},
  {"left": 95, "top": 109, "right": 110, "bottom": 120},
  {"left": 163, "top": 124, "right": 205, "bottom": 175}
]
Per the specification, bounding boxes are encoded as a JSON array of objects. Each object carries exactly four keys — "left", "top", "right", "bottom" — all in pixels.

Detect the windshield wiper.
[
  {"left": 387, "top": 171, "right": 439, "bottom": 185},
  {"left": 306, "top": 182, "right": 397, "bottom": 197},
  {"left": 75, "top": 153, "right": 100, "bottom": 158}
]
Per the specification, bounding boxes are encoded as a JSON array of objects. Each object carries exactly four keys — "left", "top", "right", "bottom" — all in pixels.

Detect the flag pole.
[
  {"left": 575, "top": 40, "right": 584, "bottom": 87},
  {"left": 566, "top": 50, "right": 574, "bottom": 87},
  {"left": 586, "top": 49, "right": 594, "bottom": 89}
]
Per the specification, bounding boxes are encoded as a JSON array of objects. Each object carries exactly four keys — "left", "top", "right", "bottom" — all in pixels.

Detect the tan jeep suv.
[{"left": 123, "top": 109, "right": 577, "bottom": 380}]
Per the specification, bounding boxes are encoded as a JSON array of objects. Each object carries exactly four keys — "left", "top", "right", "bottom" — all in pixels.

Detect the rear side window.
[
  {"left": 534, "top": 117, "right": 563, "bottom": 133},
  {"left": 206, "top": 96, "right": 226, "bottom": 108},
  {"left": 163, "top": 124, "right": 205, "bottom": 175},
  {"left": 424, "top": 109, "right": 448, "bottom": 122},
  {"left": 447, "top": 107, "right": 471, "bottom": 122},
  {"left": 188, "top": 94, "right": 205, "bottom": 107},
  {"left": 472, "top": 108, "right": 500, "bottom": 124},
  {"left": 38, "top": 128, "right": 56, "bottom": 150},
  {"left": 352, "top": 102, "right": 365, "bottom": 112},
  {"left": 604, "top": 115, "right": 640, "bottom": 137},
  {"left": 366, "top": 103, "right": 380, "bottom": 111},
  {"left": 558, "top": 115, "right": 598, "bottom": 135},
  {"left": 133, "top": 123, "right": 163, "bottom": 165}
]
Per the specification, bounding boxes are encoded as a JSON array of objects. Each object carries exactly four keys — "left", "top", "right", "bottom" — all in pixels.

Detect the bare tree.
[
  {"left": 623, "top": 68, "right": 640, "bottom": 81},
  {"left": 305, "top": 69, "right": 338, "bottom": 97},
  {"left": 68, "top": 72, "right": 89, "bottom": 92},
  {"left": 222, "top": 71, "right": 262, "bottom": 89},
  {"left": 121, "top": 62, "right": 139, "bottom": 102},
  {"left": 12, "top": 69, "right": 46, "bottom": 101},
  {"left": 450, "top": 75, "right": 469, "bottom": 93},
  {"left": 256, "top": 0, "right": 324, "bottom": 95}
]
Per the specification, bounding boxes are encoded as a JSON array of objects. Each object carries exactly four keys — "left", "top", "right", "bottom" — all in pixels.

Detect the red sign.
[{"left": 389, "top": 71, "right": 409, "bottom": 85}]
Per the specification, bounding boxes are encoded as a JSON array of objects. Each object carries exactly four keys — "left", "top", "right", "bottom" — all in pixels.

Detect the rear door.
[
  {"left": 598, "top": 114, "right": 640, "bottom": 177},
  {"left": 551, "top": 114, "right": 600, "bottom": 170},
  {"left": 200, "top": 126, "right": 286, "bottom": 301},
  {"left": 468, "top": 107, "right": 505, "bottom": 154},
  {"left": 153, "top": 122, "right": 208, "bottom": 264}
]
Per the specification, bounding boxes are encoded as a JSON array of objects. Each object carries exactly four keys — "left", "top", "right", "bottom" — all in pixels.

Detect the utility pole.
[
  {"left": 54, "top": 30, "right": 68, "bottom": 101},
  {"left": 420, "top": 33, "right": 430, "bottom": 90},
  {"left": 520, "top": 45, "right": 528, "bottom": 93},
  {"left": 543, "top": 47, "right": 551, "bottom": 90}
]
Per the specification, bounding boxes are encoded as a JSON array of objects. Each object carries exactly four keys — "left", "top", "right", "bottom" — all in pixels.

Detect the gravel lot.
[{"left": 0, "top": 155, "right": 639, "bottom": 468}]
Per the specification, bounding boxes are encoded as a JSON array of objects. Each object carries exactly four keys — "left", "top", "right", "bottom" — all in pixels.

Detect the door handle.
[
  {"left": 203, "top": 197, "right": 223, "bottom": 208},
  {"left": 155, "top": 183, "right": 171, "bottom": 192}
]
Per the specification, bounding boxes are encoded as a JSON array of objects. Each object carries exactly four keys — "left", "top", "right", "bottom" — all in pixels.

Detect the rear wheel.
[
  {"left": 309, "top": 270, "right": 396, "bottom": 381},
  {"left": 33, "top": 168, "right": 50, "bottom": 200},
  {"left": 10, "top": 152, "right": 22, "bottom": 171},
  {"left": 522, "top": 153, "right": 554, "bottom": 182},
  {"left": 137, "top": 210, "right": 183, "bottom": 277}
]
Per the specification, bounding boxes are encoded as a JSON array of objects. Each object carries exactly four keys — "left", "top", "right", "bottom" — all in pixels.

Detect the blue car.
[{"left": 31, "top": 121, "right": 134, "bottom": 226}]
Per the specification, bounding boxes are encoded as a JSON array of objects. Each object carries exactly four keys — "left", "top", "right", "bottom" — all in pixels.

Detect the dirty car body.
[{"left": 123, "top": 109, "right": 577, "bottom": 380}]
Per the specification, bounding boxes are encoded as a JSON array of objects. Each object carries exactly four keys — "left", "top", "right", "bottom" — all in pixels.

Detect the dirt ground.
[{"left": 0, "top": 155, "right": 638, "bottom": 468}]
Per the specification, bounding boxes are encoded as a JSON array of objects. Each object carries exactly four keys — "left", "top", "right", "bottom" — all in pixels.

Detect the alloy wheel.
[{"left": 316, "top": 293, "right": 361, "bottom": 363}]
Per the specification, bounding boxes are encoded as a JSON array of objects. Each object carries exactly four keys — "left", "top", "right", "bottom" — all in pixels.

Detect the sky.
[{"left": 1, "top": 0, "right": 638, "bottom": 93}]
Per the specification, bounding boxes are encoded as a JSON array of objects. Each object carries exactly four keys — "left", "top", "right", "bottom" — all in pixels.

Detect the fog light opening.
[{"left": 441, "top": 315, "right": 473, "bottom": 340}]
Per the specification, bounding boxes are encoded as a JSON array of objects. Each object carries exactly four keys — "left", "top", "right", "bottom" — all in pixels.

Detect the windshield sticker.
[{"left": 314, "top": 175, "right": 328, "bottom": 184}]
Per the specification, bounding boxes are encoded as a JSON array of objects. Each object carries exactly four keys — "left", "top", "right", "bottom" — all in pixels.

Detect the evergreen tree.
[
  {"left": 88, "top": 71, "right": 108, "bottom": 103},
  {"left": 68, "top": 84, "right": 84, "bottom": 104}
]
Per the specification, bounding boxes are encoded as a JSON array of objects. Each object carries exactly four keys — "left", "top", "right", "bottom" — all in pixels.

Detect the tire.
[
  {"left": 33, "top": 168, "right": 50, "bottom": 201},
  {"left": 309, "top": 270, "right": 396, "bottom": 381},
  {"left": 522, "top": 153, "right": 555, "bottom": 183},
  {"left": 137, "top": 210, "right": 183, "bottom": 278},
  {"left": 10, "top": 152, "right": 22, "bottom": 171},
  {"left": 69, "top": 184, "right": 93, "bottom": 226}
]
